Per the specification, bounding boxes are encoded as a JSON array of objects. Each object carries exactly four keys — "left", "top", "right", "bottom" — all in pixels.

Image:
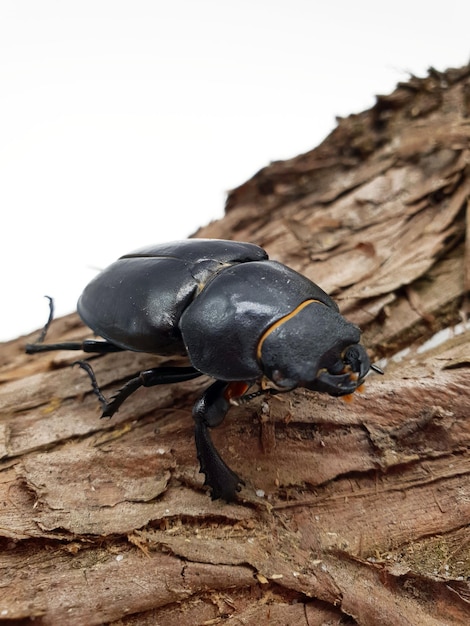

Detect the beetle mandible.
[{"left": 26, "top": 239, "right": 382, "bottom": 500}]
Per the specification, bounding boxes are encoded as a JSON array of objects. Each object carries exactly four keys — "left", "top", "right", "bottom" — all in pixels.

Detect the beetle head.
[{"left": 258, "top": 301, "right": 371, "bottom": 397}]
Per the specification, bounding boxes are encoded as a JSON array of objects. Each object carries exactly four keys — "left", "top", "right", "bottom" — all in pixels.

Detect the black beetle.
[{"left": 26, "top": 239, "right": 381, "bottom": 500}]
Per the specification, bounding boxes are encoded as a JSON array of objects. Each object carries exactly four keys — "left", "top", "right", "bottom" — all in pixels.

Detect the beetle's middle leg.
[
  {"left": 193, "top": 380, "right": 250, "bottom": 501},
  {"left": 76, "top": 363, "right": 203, "bottom": 417}
]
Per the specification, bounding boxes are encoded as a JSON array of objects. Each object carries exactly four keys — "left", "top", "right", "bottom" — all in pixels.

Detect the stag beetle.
[{"left": 26, "top": 239, "right": 382, "bottom": 500}]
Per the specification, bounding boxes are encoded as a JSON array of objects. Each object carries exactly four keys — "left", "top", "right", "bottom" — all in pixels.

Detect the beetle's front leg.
[{"left": 193, "top": 380, "right": 249, "bottom": 501}]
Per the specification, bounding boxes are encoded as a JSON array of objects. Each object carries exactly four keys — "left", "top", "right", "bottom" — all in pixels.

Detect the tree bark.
[{"left": 1, "top": 64, "right": 470, "bottom": 625}]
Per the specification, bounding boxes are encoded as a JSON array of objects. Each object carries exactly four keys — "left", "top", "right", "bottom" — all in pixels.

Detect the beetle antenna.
[{"left": 370, "top": 363, "right": 384, "bottom": 375}]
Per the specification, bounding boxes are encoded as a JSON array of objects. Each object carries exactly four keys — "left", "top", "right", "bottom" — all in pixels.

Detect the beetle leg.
[
  {"left": 75, "top": 362, "right": 203, "bottom": 417},
  {"left": 25, "top": 296, "right": 125, "bottom": 355},
  {"left": 26, "top": 339, "right": 125, "bottom": 354},
  {"left": 193, "top": 381, "right": 245, "bottom": 501},
  {"left": 34, "top": 295, "right": 54, "bottom": 344},
  {"left": 234, "top": 386, "right": 282, "bottom": 405}
]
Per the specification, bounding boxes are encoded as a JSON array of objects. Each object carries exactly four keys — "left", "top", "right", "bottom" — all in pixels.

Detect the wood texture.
[{"left": 1, "top": 64, "right": 470, "bottom": 624}]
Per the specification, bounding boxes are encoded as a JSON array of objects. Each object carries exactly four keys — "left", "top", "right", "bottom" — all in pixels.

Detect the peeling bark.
[{"left": 1, "top": 64, "right": 470, "bottom": 625}]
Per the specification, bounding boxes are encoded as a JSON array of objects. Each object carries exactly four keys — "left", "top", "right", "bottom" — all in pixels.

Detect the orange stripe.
[{"left": 256, "top": 299, "right": 321, "bottom": 361}]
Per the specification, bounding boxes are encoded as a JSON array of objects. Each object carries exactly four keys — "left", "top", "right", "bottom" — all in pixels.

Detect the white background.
[{"left": 2, "top": 1, "right": 470, "bottom": 341}]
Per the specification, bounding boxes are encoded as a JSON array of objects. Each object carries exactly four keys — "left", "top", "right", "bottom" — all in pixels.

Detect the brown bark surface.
[{"left": 1, "top": 64, "right": 470, "bottom": 625}]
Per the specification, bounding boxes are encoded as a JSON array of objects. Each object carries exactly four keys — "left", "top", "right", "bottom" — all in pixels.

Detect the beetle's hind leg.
[
  {"left": 25, "top": 296, "right": 124, "bottom": 355},
  {"left": 26, "top": 339, "right": 125, "bottom": 354},
  {"left": 33, "top": 295, "right": 54, "bottom": 344},
  {"left": 193, "top": 380, "right": 248, "bottom": 501}
]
